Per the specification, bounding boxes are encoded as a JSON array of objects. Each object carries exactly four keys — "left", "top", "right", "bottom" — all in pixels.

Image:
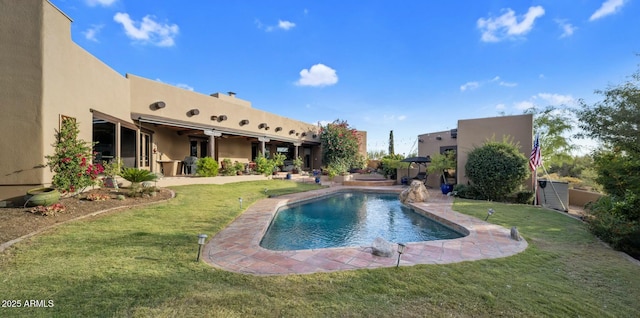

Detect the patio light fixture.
[
  {"left": 301, "top": 132, "right": 307, "bottom": 137},
  {"left": 196, "top": 234, "right": 208, "bottom": 262},
  {"left": 259, "top": 123, "right": 268, "bottom": 129},
  {"left": 396, "top": 243, "right": 406, "bottom": 267},
  {"left": 239, "top": 197, "right": 243, "bottom": 209},
  {"left": 275, "top": 127, "right": 282, "bottom": 132},
  {"left": 485, "top": 208, "right": 495, "bottom": 221},
  {"left": 188, "top": 109, "right": 200, "bottom": 116},
  {"left": 289, "top": 129, "right": 296, "bottom": 135},
  {"left": 312, "top": 134, "right": 318, "bottom": 138},
  {"left": 151, "top": 101, "right": 166, "bottom": 110},
  {"left": 211, "top": 114, "right": 227, "bottom": 121},
  {"left": 239, "top": 119, "right": 249, "bottom": 126}
]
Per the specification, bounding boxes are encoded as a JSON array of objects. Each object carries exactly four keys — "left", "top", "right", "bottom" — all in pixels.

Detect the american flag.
[{"left": 529, "top": 134, "right": 542, "bottom": 171}]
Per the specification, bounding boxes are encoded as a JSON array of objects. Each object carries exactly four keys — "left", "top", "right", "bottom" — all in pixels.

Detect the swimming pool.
[{"left": 260, "top": 192, "right": 465, "bottom": 251}]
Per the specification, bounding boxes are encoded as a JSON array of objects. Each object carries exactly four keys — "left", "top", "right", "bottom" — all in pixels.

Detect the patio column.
[
  {"left": 204, "top": 130, "right": 222, "bottom": 159},
  {"left": 258, "top": 137, "right": 270, "bottom": 155},
  {"left": 293, "top": 142, "right": 301, "bottom": 159}
]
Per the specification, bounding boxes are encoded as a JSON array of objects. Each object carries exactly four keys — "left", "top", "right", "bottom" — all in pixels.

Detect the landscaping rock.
[
  {"left": 510, "top": 226, "right": 521, "bottom": 241},
  {"left": 371, "top": 237, "right": 395, "bottom": 257},
  {"left": 399, "top": 180, "right": 430, "bottom": 204}
]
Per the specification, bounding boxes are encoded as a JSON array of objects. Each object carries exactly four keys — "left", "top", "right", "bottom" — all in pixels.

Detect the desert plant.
[
  {"left": 120, "top": 167, "right": 157, "bottom": 195},
  {"left": 196, "top": 157, "right": 219, "bottom": 177},
  {"left": 101, "top": 158, "right": 123, "bottom": 189},
  {"left": 254, "top": 153, "right": 274, "bottom": 177},
  {"left": 221, "top": 158, "right": 235, "bottom": 176},
  {"left": 427, "top": 151, "right": 457, "bottom": 185},
  {"left": 234, "top": 161, "right": 245, "bottom": 174},
  {"left": 292, "top": 156, "right": 303, "bottom": 172}
]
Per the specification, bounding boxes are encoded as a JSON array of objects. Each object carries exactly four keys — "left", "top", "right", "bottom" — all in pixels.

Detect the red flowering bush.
[
  {"left": 45, "top": 118, "right": 103, "bottom": 195},
  {"left": 320, "top": 119, "right": 364, "bottom": 174}
]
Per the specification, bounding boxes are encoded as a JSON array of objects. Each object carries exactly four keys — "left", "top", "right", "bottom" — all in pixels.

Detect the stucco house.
[
  {"left": 0, "top": 0, "right": 366, "bottom": 201},
  {"left": 416, "top": 114, "right": 534, "bottom": 189}
]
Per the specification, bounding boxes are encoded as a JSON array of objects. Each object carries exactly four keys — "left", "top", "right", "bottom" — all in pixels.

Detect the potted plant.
[
  {"left": 234, "top": 161, "right": 245, "bottom": 175},
  {"left": 292, "top": 156, "right": 303, "bottom": 174},
  {"left": 24, "top": 187, "right": 61, "bottom": 207},
  {"left": 102, "top": 158, "right": 122, "bottom": 189},
  {"left": 427, "top": 151, "right": 457, "bottom": 194}
]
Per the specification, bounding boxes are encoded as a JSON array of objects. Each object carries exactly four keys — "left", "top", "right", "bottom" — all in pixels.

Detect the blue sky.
[{"left": 52, "top": 0, "right": 639, "bottom": 156}]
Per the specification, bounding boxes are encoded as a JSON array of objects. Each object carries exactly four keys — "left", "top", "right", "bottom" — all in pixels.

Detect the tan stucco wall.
[
  {"left": 128, "top": 75, "right": 320, "bottom": 144},
  {"left": 41, "top": 1, "right": 131, "bottom": 184},
  {"left": 418, "top": 114, "right": 533, "bottom": 189},
  {"left": 457, "top": 114, "right": 533, "bottom": 188},
  {"left": 568, "top": 189, "right": 603, "bottom": 207},
  {"left": 0, "top": 0, "right": 356, "bottom": 200},
  {"left": 0, "top": 0, "right": 46, "bottom": 195}
]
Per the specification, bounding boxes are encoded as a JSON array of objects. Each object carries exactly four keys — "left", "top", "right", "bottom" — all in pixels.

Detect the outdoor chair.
[{"left": 182, "top": 156, "right": 198, "bottom": 175}]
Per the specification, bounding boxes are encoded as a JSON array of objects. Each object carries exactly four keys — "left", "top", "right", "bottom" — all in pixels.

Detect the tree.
[
  {"left": 320, "top": 119, "right": 362, "bottom": 174},
  {"left": 388, "top": 130, "right": 395, "bottom": 155},
  {"left": 524, "top": 106, "right": 575, "bottom": 168},
  {"left": 577, "top": 66, "right": 640, "bottom": 156},
  {"left": 578, "top": 62, "right": 640, "bottom": 257}
]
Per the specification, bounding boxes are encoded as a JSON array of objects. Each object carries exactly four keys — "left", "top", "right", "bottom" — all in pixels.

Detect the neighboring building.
[
  {"left": 417, "top": 114, "right": 534, "bottom": 189},
  {"left": 0, "top": 0, "right": 365, "bottom": 201}
]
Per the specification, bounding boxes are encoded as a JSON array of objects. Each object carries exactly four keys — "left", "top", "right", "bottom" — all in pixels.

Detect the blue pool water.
[{"left": 260, "top": 192, "right": 464, "bottom": 251}]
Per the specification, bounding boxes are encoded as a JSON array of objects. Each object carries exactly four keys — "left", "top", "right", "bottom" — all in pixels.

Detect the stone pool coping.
[{"left": 202, "top": 186, "right": 528, "bottom": 275}]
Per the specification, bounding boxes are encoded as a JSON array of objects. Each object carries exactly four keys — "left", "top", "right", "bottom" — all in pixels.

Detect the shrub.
[
  {"left": 45, "top": 117, "right": 103, "bottom": 195},
  {"left": 120, "top": 167, "right": 158, "bottom": 195},
  {"left": 465, "top": 138, "right": 529, "bottom": 201},
  {"left": 196, "top": 157, "right": 219, "bottom": 177},
  {"left": 320, "top": 119, "right": 362, "bottom": 172},
  {"left": 221, "top": 158, "right": 236, "bottom": 176},
  {"left": 380, "top": 154, "right": 404, "bottom": 179},
  {"left": 586, "top": 192, "right": 640, "bottom": 257},
  {"left": 254, "top": 153, "right": 274, "bottom": 177},
  {"left": 452, "top": 184, "right": 486, "bottom": 200},
  {"left": 234, "top": 161, "right": 245, "bottom": 174}
]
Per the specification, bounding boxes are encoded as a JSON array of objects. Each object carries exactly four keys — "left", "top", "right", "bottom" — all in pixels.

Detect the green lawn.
[{"left": 1, "top": 181, "right": 639, "bottom": 317}]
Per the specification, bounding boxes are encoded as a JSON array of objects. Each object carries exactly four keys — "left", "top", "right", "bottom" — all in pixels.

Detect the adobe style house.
[
  {"left": 1, "top": 0, "right": 364, "bottom": 201},
  {"left": 416, "top": 114, "right": 534, "bottom": 189}
]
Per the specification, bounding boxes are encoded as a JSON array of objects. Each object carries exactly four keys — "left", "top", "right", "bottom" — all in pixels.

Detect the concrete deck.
[{"left": 202, "top": 186, "right": 529, "bottom": 276}]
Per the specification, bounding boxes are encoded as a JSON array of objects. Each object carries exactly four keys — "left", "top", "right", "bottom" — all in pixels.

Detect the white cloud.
[
  {"left": 535, "top": 93, "right": 576, "bottom": 106},
  {"left": 86, "top": 0, "right": 117, "bottom": 7},
  {"left": 555, "top": 19, "right": 577, "bottom": 38},
  {"left": 499, "top": 81, "right": 517, "bottom": 87},
  {"left": 477, "top": 6, "right": 545, "bottom": 42},
  {"left": 278, "top": 20, "right": 296, "bottom": 30},
  {"left": 113, "top": 13, "right": 179, "bottom": 47},
  {"left": 460, "top": 81, "right": 480, "bottom": 91},
  {"left": 461, "top": 77, "right": 516, "bottom": 91},
  {"left": 590, "top": 0, "right": 627, "bottom": 21},
  {"left": 258, "top": 19, "right": 296, "bottom": 32},
  {"left": 296, "top": 64, "right": 338, "bottom": 87},
  {"left": 495, "top": 103, "right": 506, "bottom": 110},
  {"left": 82, "top": 24, "right": 103, "bottom": 42},
  {"left": 515, "top": 101, "right": 535, "bottom": 110}
]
